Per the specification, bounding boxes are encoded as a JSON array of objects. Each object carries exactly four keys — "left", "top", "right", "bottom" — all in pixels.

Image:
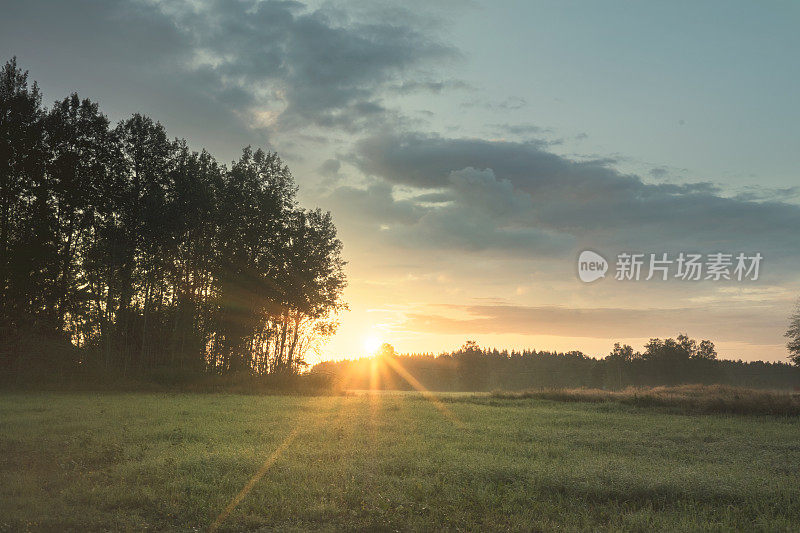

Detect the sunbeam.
[
  {"left": 381, "top": 356, "right": 464, "bottom": 428},
  {"left": 208, "top": 426, "right": 300, "bottom": 532}
]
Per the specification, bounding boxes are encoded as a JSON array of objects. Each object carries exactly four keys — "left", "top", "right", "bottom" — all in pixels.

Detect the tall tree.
[
  {"left": 165, "top": 144, "right": 223, "bottom": 371},
  {"left": 786, "top": 300, "right": 800, "bottom": 366},
  {"left": 44, "top": 94, "right": 115, "bottom": 344},
  {"left": 111, "top": 114, "right": 176, "bottom": 371},
  {"left": 1, "top": 58, "right": 348, "bottom": 379},
  {"left": 0, "top": 58, "right": 50, "bottom": 366}
]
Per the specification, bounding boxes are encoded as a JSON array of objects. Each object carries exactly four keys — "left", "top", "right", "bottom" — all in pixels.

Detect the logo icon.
[{"left": 578, "top": 250, "right": 608, "bottom": 283}]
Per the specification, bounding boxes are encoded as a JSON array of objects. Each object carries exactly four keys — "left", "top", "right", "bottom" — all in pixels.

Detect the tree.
[
  {"left": 695, "top": 340, "right": 717, "bottom": 361},
  {"left": 786, "top": 300, "right": 800, "bottom": 366},
  {"left": 0, "top": 57, "right": 55, "bottom": 376},
  {"left": 163, "top": 144, "right": 223, "bottom": 372},
  {"left": 644, "top": 334, "right": 716, "bottom": 362},
  {"left": 609, "top": 343, "right": 635, "bottom": 362},
  {"left": 456, "top": 340, "right": 488, "bottom": 391},
  {"left": 641, "top": 334, "right": 717, "bottom": 385},
  {"left": 44, "top": 93, "right": 116, "bottom": 346},
  {"left": 607, "top": 343, "right": 635, "bottom": 389},
  {"left": 1, "top": 58, "right": 348, "bottom": 380}
]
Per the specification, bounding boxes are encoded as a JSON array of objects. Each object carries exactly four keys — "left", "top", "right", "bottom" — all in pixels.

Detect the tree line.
[
  {"left": 314, "top": 336, "right": 800, "bottom": 392},
  {"left": 1, "top": 58, "right": 346, "bottom": 380}
]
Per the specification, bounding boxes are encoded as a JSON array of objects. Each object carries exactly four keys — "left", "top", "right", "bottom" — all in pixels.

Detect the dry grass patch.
[{"left": 490, "top": 384, "right": 800, "bottom": 416}]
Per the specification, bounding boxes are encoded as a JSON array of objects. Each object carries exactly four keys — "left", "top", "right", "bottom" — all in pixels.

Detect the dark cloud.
[
  {"left": 174, "top": 0, "right": 459, "bottom": 132},
  {"left": 1, "top": 0, "right": 460, "bottom": 134},
  {"left": 649, "top": 166, "right": 669, "bottom": 178},
  {"left": 0, "top": 0, "right": 189, "bottom": 84},
  {"left": 327, "top": 181, "right": 422, "bottom": 226},
  {"left": 319, "top": 158, "right": 342, "bottom": 178},
  {"left": 345, "top": 132, "right": 800, "bottom": 267},
  {"left": 325, "top": 166, "right": 573, "bottom": 255},
  {"left": 403, "top": 303, "right": 786, "bottom": 345}
]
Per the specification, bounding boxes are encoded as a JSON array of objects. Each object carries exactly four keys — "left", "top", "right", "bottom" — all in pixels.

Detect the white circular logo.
[{"left": 577, "top": 250, "right": 608, "bottom": 282}]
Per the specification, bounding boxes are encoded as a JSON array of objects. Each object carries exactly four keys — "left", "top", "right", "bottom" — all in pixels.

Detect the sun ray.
[
  {"left": 369, "top": 356, "right": 380, "bottom": 391},
  {"left": 208, "top": 426, "right": 300, "bottom": 532},
  {"left": 209, "top": 398, "right": 346, "bottom": 532},
  {"left": 381, "top": 356, "right": 464, "bottom": 428}
]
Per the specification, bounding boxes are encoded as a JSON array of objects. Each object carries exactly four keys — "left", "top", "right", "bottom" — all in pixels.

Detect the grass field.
[{"left": 2, "top": 391, "right": 799, "bottom": 532}]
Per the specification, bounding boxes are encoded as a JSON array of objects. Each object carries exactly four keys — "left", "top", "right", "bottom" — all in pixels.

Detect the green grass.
[{"left": 1, "top": 392, "right": 799, "bottom": 532}]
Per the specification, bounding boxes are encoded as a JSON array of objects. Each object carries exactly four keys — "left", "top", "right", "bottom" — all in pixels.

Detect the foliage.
[
  {"left": 785, "top": 299, "right": 800, "bottom": 366},
  {"left": 0, "top": 58, "right": 346, "bottom": 378}
]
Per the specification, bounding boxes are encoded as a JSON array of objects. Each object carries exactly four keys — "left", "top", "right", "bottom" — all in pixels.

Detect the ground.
[{"left": 1, "top": 391, "right": 799, "bottom": 532}]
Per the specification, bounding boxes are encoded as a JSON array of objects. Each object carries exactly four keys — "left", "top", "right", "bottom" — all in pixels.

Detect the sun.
[{"left": 362, "top": 335, "right": 382, "bottom": 355}]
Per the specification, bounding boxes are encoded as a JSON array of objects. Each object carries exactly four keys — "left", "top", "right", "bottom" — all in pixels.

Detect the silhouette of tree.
[
  {"left": 0, "top": 57, "right": 51, "bottom": 373},
  {"left": 695, "top": 340, "right": 717, "bottom": 361},
  {"left": 786, "top": 300, "right": 800, "bottom": 366},
  {"left": 314, "top": 335, "right": 797, "bottom": 392},
  {"left": 0, "top": 58, "right": 346, "bottom": 381},
  {"left": 456, "top": 340, "right": 488, "bottom": 391},
  {"left": 44, "top": 94, "right": 117, "bottom": 349}
]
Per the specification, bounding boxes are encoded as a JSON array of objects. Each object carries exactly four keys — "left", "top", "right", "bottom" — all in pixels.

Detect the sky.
[{"left": 3, "top": 0, "right": 799, "bottom": 363}]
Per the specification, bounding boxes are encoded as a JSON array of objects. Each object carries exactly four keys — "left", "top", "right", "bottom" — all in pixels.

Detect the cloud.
[
  {"left": 488, "top": 123, "right": 553, "bottom": 137},
  {"left": 461, "top": 96, "right": 527, "bottom": 110},
  {"left": 169, "top": 0, "right": 461, "bottom": 132},
  {"left": 0, "top": 0, "right": 460, "bottom": 134},
  {"left": 327, "top": 180, "right": 422, "bottom": 226},
  {"left": 389, "top": 79, "right": 472, "bottom": 95},
  {"left": 402, "top": 303, "right": 787, "bottom": 345},
  {"left": 319, "top": 158, "right": 342, "bottom": 178},
  {"left": 347, "top": 132, "right": 800, "bottom": 269},
  {"left": 410, "top": 192, "right": 452, "bottom": 204},
  {"left": 324, "top": 167, "right": 572, "bottom": 256},
  {"left": 733, "top": 185, "right": 800, "bottom": 203}
]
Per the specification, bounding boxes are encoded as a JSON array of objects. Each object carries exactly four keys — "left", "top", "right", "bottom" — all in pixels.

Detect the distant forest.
[
  {"left": 1, "top": 58, "right": 346, "bottom": 381},
  {"left": 314, "top": 338, "right": 800, "bottom": 391}
]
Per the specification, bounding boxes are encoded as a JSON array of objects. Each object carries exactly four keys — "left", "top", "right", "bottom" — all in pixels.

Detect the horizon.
[
  {"left": 312, "top": 339, "right": 797, "bottom": 367},
  {"left": 3, "top": 0, "right": 799, "bottom": 366}
]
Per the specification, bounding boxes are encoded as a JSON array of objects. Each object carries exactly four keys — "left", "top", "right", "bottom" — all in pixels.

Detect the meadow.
[{"left": 1, "top": 390, "right": 799, "bottom": 532}]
